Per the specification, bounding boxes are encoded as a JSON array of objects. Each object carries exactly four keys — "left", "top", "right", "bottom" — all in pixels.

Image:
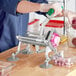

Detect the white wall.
[{"left": 65, "top": 0, "right": 76, "bottom": 12}]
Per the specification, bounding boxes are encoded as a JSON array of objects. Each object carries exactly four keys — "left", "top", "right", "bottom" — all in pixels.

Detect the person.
[
  {"left": 0, "top": 0, "right": 75, "bottom": 52},
  {"left": 0, "top": 0, "right": 63, "bottom": 52}
]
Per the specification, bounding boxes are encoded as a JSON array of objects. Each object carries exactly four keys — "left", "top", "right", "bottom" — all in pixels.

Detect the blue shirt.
[{"left": 0, "top": 0, "right": 47, "bottom": 52}]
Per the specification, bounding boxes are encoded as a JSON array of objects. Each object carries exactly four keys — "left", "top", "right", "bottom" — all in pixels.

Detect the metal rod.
[
  {"left": 17, "top": 36, "right": 44, "bottom": 42},
  {"left": 63, "top": 0, "right": 66, "bottom": 35},
  {"left": 17, "top": 36, "right": 47, "bottom": 46}
]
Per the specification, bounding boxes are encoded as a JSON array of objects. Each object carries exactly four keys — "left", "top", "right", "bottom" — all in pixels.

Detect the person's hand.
[{"left": 40, "top": 3, "right": 62, "bottom": 16}]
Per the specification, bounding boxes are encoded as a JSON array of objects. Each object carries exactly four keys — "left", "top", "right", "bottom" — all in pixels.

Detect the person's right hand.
[{"left": 40, "top": 3, "right": 63, "bottom": 17}]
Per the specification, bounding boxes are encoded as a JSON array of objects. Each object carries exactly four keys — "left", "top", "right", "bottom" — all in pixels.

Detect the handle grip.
[{"left": 47, "top": 8, "right": 55, "bottom": 16}]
